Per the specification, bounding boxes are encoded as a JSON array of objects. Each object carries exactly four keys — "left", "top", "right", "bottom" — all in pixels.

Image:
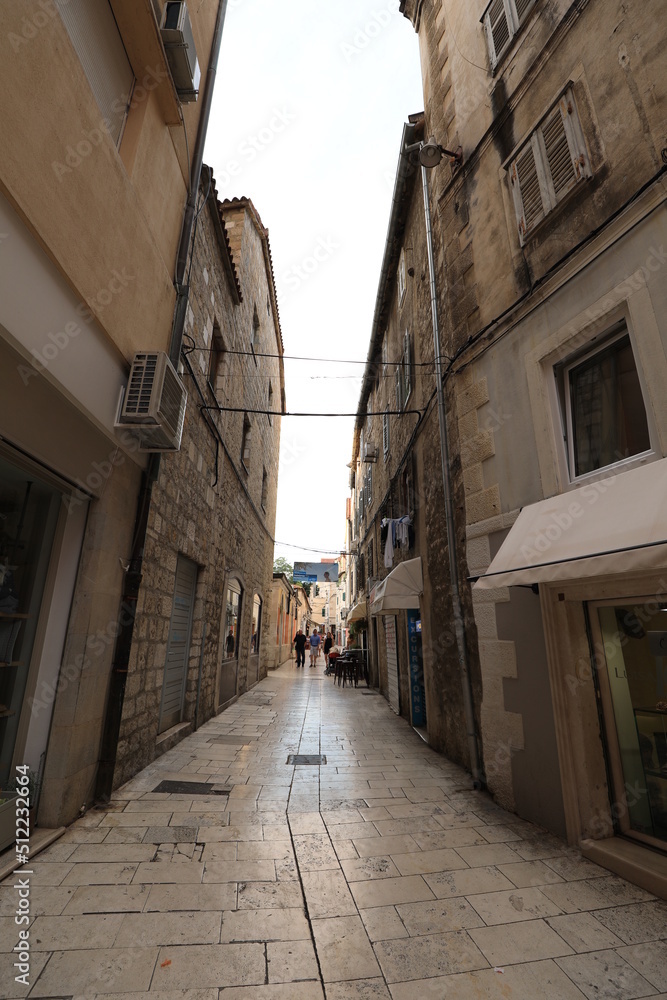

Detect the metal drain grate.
[
  {"left": 152, "top": 780, "right": 227, "bottom": 795},
  {"left": 286, "top": 754, "right": 327, "bottom": 765}
]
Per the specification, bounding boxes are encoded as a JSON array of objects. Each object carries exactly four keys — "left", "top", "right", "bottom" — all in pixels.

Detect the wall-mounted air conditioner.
[
  {"left": 363, "top": 443, "right": 378, "bottom": 463},
  {"left": 116, "top": 352, "right": 187, "bottom": 452},
  {"left": 160, "top": 1, "right": 201, "bottom": 102}
]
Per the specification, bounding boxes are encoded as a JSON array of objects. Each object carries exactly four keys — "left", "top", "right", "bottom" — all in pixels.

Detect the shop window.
[
  {"left": 224, "top": 578, "right": 242, "bottom": 659},
  {"left": 509, "top": 89, "right": 590, "bottom": 244},
  {"left": 0, "top": 454, "right": 62, "bottom": 788},
  {"left": 556, "top": 326, "right": 651, "bottom": 480},
  {"left": 483, "top": 0, "right": 537, "bottom": 69},
  {"left": 251, "top": 593, "right": 262, "bottom": 654},
  {"left": 56, "top": 0, "right": 135, "bottom": 146}
]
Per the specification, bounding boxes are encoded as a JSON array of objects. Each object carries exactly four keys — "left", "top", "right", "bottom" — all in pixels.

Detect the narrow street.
[{"left": 2, "top": 659, "right": 666, "bottom": 1000}]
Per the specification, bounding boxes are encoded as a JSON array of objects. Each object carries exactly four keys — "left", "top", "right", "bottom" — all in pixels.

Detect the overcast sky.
[{"left": 204, "top": 0, "right": 424, "bottom": 567}]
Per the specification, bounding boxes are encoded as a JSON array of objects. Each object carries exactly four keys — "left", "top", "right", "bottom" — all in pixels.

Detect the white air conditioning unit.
[
  {"left": 116, "top": 352, "right": 187, "bottom": 452},
  {"left": 363, "top": 443, "right": 378, "bottom": 463},
  {"left": 160, "top": 1, "right": 201, "bottom": 102}
]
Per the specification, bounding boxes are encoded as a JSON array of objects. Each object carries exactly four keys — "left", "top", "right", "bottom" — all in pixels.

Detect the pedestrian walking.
[
  {"left": 293, "top": 628, "right": 307, "bottom": 668},
  {"left": 323, "top": 630, "right": 333, "bottom": 673},
  {"left": 309, "top": 628, "right": 321, "bottom": 666}
]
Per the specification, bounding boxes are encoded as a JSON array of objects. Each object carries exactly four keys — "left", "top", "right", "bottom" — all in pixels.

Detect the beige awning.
[
  {"left": 370, "top": 557, "right": 423, "bottom": 614},
  {"left": 474, "top": 459, "right": 667, "bottom": 590},
  {"left": 347, "top": 600, "right": 367, "bottom": 622}
]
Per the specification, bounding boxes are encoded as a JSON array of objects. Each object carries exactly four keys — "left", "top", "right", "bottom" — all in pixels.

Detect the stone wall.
[{"left": 114, "top": 178, "right": 283, "bottom": 787}]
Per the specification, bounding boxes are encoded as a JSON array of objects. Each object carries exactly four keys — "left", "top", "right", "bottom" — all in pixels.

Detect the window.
[
  {"left": 397, "top": 250, "right": 406, "bottom": 304},
  {"left": 225, "top": 579, "right": 242, "bottom": 659},
  {"left": 403, "top": 331, "right": 412, "bottom": 403},
  {"left": 366, "top": 464, "right": 373, "bottom": 507},
  {"left": 367, "top": 540, "right": 374, "bottom": 578},
  {"left": 261, "top": 467, "right": 268, "bottom": 510},
  {"left": 509, "top": 89, "right": 590, "bottom": 243},
  {"left": 251, "top": 593, "right": 262, "bottom": 654},
  {"left": 556, "top": 326, "right": 651, "bottom": 479},
  {"left": 251, "top": 306, "right": 260, "bottom": 362},
  {"left": 483, "top": 0, "right": 537, "bottom": 69},
  {"left": 207, "top": 323, "right": 225, "bottom": 395},
  {"left": 241, "top": 414, "right": 252, "bottom": 469},
  {"left": 57, "top": 0, "right": 135, "bottom": 146},
  {"left": 395, "top": 363, "right": 403, "bottom": 412},
  {"left": 383, "top": 405, "right": 390, "bottom": 459}
]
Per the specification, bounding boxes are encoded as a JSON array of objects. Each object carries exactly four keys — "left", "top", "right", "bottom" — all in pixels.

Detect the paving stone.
[
  {"left": 349, "top": 874, "right": 436, "bottom": 909},
  {"left": 469, "top": 918, "right": 575, "bottom": 966},
  {"left": 30, "top": 913, "right": 124, "bottom": 950},
  {"left": 388, "top": 958, "right": 590, "bottom": 999},
  {"left": 152, "top": 942, "right": 265, "bottom": 989},
  {"left": 373, "top": 929, "right": 488, "bottom": 982},
  {"left": 311, "top": 915, "right": 381, "bottom": 982},
  {"left": 467, "top": 886, "right": 565, "bottom": 925},
  {"left": 145, "top": 882, "right": 238, "bottom": 911},
  {"left": 267, "top": 939, "right": 319, "bottom": 982},
  {"left": 359, "top": 904, "right": 409, "bottom": 942},
  {"left": 29, "top": 946, "right": 159, "bottom": 996},
  {"left": 396, "top": 896, "right": 485, "bottom": 935},
  {"left": 591, "top": 901, "right": 667, "bottom": 945},
  {"left": 301, "top": 869, "right": 357, "bottom": 918},
  {"left": 424, "top": 865, "right": 515, "bottom": 898},
  {"left": 618, "top": 941, "right": 667, "bottom": 991},
  {"left": 497, "top": 859, "right": 566, "bottom": 888},
  {"left": 114, "top": 910, "right": 222, "bottom": 946},
  {"left": 555, "top": 949, "right": 656, "bottom": 1000},
  {"left": 546, "top": 911, "right": 625, "bottom": 952}
]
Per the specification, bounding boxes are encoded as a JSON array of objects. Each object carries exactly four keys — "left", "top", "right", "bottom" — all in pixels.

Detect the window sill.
[{"left": 564, "top": 450, "right": 657, "bottom": 492}]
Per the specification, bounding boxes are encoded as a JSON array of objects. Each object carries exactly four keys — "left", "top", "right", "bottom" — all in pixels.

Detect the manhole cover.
[
  {"left": 152, "top": 780, "right": 227, "bottom": 795},
  {"left": 286, "top": 754, "right": 327, "bottom": 765}
]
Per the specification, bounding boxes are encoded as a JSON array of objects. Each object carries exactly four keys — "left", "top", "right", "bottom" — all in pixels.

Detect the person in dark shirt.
[
  {"left": 323, "top": 631, "right": 333, "bottom": 673},
  {"left": 293, "top": 629, "right": 307, "bottom": 668}
]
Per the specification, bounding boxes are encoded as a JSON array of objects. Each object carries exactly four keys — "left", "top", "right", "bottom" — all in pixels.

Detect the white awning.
[
  {"left": 348, "top": 600, "right": 367, "bottom": 622},
  {"left": 370, "top": 557, "right": 423, "bottom": 614},
  {"left": 474, "top": 459, "right": 667, "bottom": 590}
]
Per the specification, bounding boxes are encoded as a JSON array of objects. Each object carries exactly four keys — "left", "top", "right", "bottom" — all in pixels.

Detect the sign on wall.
[{"left": 407, "top": 609, "right": 426, "bottom": 728}]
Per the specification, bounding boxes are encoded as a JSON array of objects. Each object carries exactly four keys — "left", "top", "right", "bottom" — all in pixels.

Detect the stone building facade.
[
  {"left": 349, "top": 114, "right": 482, "bottom": 770},
  {"left": 112, "top": 173, "right": 284, "bottom": 786},
  {"left": 265, "top": 573, "right": 299, "bottom": 671},
  {"left": 399, "top": 0, "right": 667, "bottom": 893}
]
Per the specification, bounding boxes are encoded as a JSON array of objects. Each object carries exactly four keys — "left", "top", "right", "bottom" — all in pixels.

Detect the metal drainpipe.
[
  {"left": 420, "top": 158, "right": 484, "bottom": 789},
  {"left": 95, "top": 3, "right": 227, "bottom": 803},
  {"left": 170, "top": 0, "right": 228, "bottom": 366}
]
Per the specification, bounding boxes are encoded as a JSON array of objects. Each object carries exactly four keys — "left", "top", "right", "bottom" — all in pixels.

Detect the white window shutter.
[
  {"left": 485, "top": 0, "right": 512, "bottom": 66},
  {"left": 56, "top": 0, "right": 134, "bottom": 146},
  {"left": 383, "top": 408, "right": 389, "bottom": 456},
  {"left": 510, "top": 140, "right": 545, "bottom": 241},
  {"left": 540, "top": 103, "right": 578, "bottom": 203}
]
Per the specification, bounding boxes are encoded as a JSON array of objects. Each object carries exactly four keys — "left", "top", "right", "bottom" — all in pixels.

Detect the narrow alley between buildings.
[{"left": 2, "top": 660, "right": 666, "bottom": 1000}]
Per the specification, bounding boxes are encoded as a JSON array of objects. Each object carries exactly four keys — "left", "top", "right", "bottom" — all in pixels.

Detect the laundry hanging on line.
[{"left": 380, "top": 516, "right": 413, "bottom": 568}]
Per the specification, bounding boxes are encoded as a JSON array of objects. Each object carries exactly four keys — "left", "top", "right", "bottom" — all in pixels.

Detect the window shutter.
[
  {"left": 403, "top": 331, "right": 412, "bottom": 400},
  {"left": 510, "top": 140, "right": 545, "bottom": 240},
  {"left": 395, "top": 365, "right": 402, "bottom": 411},
  {"left": 383, "top": 408, "right": 389, "bottom": 456},
  {"left": 514, "top": 0, "right": 535, "bottom": 23},
  {"left": 485, "top": 0, "right": 511, "bottom": 66},
  {"left": 541, "top": 103, "right": 578, "bottom": 200},
  {"left": 56, "top": 0, "right": 134, "bottom": 146}
]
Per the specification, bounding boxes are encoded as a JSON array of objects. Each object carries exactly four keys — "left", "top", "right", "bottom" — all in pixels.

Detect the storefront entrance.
[{"left": 593, "top": 598, "right": 667, "bottom": 850}]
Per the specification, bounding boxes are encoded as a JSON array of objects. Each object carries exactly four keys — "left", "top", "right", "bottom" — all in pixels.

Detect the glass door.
[{"left": 593, "top": 598, "right": 667, "bottom": 849}]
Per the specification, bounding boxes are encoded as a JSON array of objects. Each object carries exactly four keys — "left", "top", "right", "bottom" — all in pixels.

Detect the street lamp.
[{"left": 418, "top": 137, "right": 463, "bottom": 169}]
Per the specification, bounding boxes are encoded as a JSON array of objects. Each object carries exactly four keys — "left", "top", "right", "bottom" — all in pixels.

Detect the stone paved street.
[{"left": 2, "top": 660, "right": 667, "bottom": 999}]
